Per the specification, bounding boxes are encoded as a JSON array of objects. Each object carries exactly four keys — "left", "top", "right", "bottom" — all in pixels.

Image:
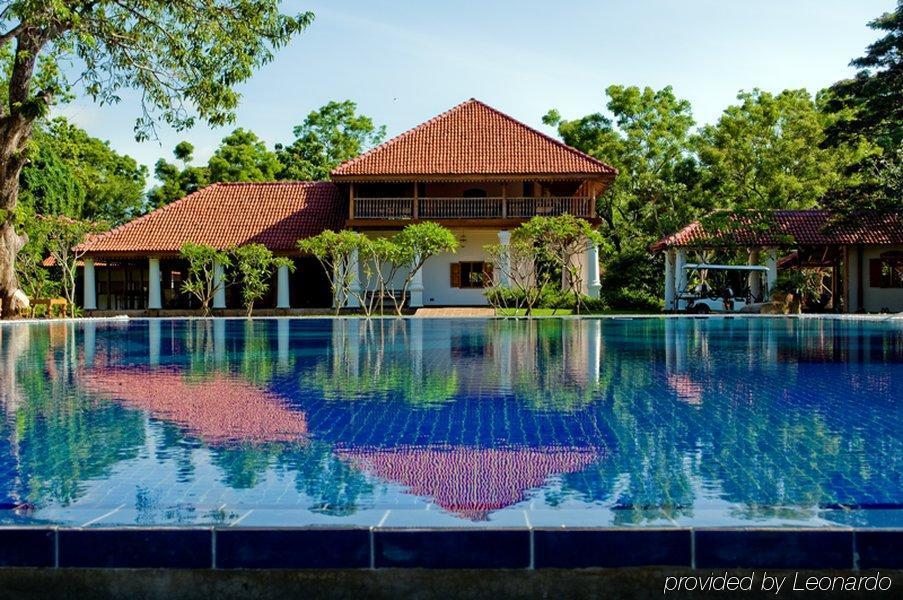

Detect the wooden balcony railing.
[{"left": 351, "top": 197, "right": 595, "bottom": 220}]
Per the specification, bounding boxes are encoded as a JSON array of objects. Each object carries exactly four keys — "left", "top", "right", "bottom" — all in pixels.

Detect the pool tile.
[
  {"left": 695, "top": 529, "right": 854, "bottom": 569},
  {"left": 856, "top": 530, "right": 903, "bottom": 569},
  {"left": 374, "top": 529, "right": 530, "bottom": 568},
  {"left": 534, "top": 529, "right": 691, "bottom": 568},
  {"left": 215, "top": 528, "right": 370, "bottom": 569},
  {"left": 0, "top": 528, "right": 55, "bottom": 567},
  {"left": 57, "top": 529, "right": 212, "bottom": 568}
]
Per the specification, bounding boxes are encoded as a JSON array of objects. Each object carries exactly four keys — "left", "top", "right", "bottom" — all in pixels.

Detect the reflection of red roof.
[
  {"left": 339, "top": 446, "right": 598, "bottom": 520},
  {"left": 82, "top": 368, "right": 308, "bottom": 444},
  {"left": 331, "top": 99, "right": 617, "bottom": 179},
  {"left": 666, "top": 373, "right": 703, "bottom": 406},
  {"left": 77, "top": 182, "right": 342, "bottom": 255},
  {"left": 652, "top": 209, "right": 903, "bottom": 251}
]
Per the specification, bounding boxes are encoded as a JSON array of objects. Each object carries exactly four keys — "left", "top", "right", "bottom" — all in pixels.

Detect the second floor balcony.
[{"left": 350, "top": 196, "right": 596, "bottom": 222}]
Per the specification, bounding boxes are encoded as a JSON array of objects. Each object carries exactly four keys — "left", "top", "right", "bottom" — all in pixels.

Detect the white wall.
[
  {"left": 422, "top": 229, "right": 498, "bottom": 306},
  {"left": 863, "top": 245, "right": 903, "bottom": 313}
]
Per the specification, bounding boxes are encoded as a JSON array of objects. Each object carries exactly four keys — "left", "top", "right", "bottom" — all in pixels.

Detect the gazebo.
[{"left": 652, "top": 210, "right": 903, "bottom": 313}]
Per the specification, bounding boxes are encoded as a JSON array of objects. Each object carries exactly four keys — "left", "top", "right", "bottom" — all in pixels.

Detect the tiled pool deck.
[{"left": 0, "top": 527, "right": 900, "bottom": 570}]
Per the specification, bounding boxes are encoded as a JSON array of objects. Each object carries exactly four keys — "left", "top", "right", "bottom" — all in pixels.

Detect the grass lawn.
[{"left": 495, "top": 308, "right": 655, "bottom": 317}]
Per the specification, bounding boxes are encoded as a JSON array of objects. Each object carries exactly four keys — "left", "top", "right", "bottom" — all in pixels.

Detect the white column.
[
  {"left": 497, "top": 230, "right": 511, "bottom": 288},
  {"left": 663, "top": 250, "right": 675, "bottom": 311},
  {"left": 408, "top": 255, "right": 424, "bottom": 308},
  {"left": 83, "top": 258, "right": 97, "bottom": 310},
  {"left": 277, "top": 264, "right": 290, "bottom": 309},
  {"left": 148, "top": 257, "right": 162, "bottom": 310},
  {"left": 675, "top": 248, "right": 688, "bottom": 311},
  {"left": 765, "top": 248, "right": 778, "bottom": 297},
  {"left": 213, "top": 260, "right": 226, "bottom": 309},
  {"left": 748, "top": 249, "right": 762, "bottom": 301},
  {"left": 345, "top": 249, "right": 361, "bottom": 308},
  {"left": 586, "top": 244, "right": 601, "bottom": 299}
]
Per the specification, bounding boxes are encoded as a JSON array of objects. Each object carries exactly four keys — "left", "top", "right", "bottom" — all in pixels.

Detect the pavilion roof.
[{"left": 652, "top": 209, "right": 903, "bottom": 251}]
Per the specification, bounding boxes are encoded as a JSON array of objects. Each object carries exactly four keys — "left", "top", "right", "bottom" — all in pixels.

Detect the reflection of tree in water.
[
  {"left": 0, "top": 323, "right": 145, "bottom": 507},
  {"left": 562, "top": 318, "right": 903, "bottom": 524}
]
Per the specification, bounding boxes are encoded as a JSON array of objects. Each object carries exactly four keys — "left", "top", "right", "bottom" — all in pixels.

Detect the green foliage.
[
  {"left": 208, "top": 128, "right": 282, "bottom": 183},
  {"left": 29, "top": 215, "right": 101, "bottom": 316},
  {"left": 276, "top": 100, "right": 386, "bottom": 180},
  {"left": 179, "top": 243, "right": 231, "bottom": 315},
  {"left": 694, "top": 89, "right": 878, "bottom": 211},
  {"left": 297, "top": 230, "right": 365, "bottom": 315},
  {"left": 230, "top": 243, "right": 293, "bottom": 317},
  {"left": 824, "top": 1, "right": 902, "bottom": 150},
  {"left": 393, "top": 222, "right": 459, "bottom": 316}
]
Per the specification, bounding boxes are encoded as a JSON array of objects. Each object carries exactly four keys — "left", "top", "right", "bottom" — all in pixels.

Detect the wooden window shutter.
[
  {"left": 482, "top": 262, "right": 494, "bottom": 287},
  {"left": 450, "top": 262, "right": 461, "bottom": 288},
  {"left": 869, "top": 259, "right": 884, "bottom": 288}
]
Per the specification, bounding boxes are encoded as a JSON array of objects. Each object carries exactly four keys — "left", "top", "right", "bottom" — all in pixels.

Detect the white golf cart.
[{"left": 676, "top": 263, "right": 770, "bottom": 314}]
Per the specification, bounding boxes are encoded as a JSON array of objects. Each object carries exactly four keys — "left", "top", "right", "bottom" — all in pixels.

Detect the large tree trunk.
[{"left": 0, "top": 29, "right": 45, "bottom": 319}]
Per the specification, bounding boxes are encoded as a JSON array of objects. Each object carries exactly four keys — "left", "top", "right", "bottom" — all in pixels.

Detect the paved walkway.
[{"left": 413, "top": 307, "right": 496, "bottom": 318}]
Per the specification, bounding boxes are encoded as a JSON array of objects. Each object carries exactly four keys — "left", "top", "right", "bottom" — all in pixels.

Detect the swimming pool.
[{"left": 1, "top": 317, "right": 901, "bottom": 529}]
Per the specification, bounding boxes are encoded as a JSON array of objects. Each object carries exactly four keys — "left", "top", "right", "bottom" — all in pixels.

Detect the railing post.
[
  {"left": 349, "top": 183, "right": 355, "bottom": 220},
  {"left": 412, "top": 182, "right": 419, "bottom": 220},
  {"left": 501, "top": 183, "right": 508, "bottom": 219}
]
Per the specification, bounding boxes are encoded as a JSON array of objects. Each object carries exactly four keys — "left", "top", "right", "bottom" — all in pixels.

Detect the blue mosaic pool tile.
[
  {"left": 57, "top": 529, "right": 212, "bottom": 568},
  {"left": 695, "top": 529, "right": 854, "bottom": 569},
  {"left": 215, "top": 528, "right": 370, "bottom": 569},
  {"left": 0, "top": 528, "right": 54, "bottom": 567},
  {"left": 856, "top": 530, "right": 903, "bottom": 569},
  {"left": 534, "top": 528, "right": 691, "bottom": 568},
  {"left": 374, "top": 529, "right": 530, "bottom": 568}
]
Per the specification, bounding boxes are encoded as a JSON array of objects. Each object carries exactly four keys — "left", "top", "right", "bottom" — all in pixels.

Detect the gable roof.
[
  {"left": 652, "top": 209, "right": 903, "bottom": 251},
  {"left": 79, "top": 181, "right": 343, "bottom": 255},
  {"left": 331, "top": 98, "right": 617, "bottom": 179}
]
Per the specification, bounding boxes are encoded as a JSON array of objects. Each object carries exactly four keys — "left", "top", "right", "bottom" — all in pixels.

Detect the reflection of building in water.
[
  {"left": 82, "top": 367, "right": 308, "bottom": 445},
  {"left": 340, "top": 446, "right": 598, "bottom": 520}
]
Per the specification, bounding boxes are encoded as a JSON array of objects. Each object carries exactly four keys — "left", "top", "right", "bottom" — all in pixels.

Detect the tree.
[
  {"left": 33, "top": 215, "right": 99, "bottom": 317},
  {"left": 276, "top": 100, "right": 386, "bottom": 181},
  {"left": 695, "top": 89, "right": 878, "bottom": 211},
  {"left": 0, "top": 1, "right": 313, "bottom": 318},
  {"left": 208, "top": 128, "right": 281, "bottom": 183},
  {"left": 179, "top": 243, "right": 231, "bottom": 316},
  {"left": 515, "top": 215, "right": 603, "bottom": 314},
  {"left": 824, "top": 1, "right": 902, "bottom": 150},
  {"left": 147, "top": 143, "right": 210, "bottom": 208},
  {"left": 297, "top": 230, "right": 364, "bottom": 315},
  {"left": 353, "top": 236, "right": 404, "bottom": 318},
  {"left": 392, "top": 222, "right": 459, "bottom": 316},
  {"left": 20, "top": 118, "right": 147, "bottom": 224},
  {"left": 231, "top": 243, "right": 293, "bottom": 317},
  {"left": 483, "top": 237, "right": 545, "bottom": 315}
]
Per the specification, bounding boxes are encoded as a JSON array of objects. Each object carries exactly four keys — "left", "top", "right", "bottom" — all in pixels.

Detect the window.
[
  {"left": 462, "top": 188, "right": 487, "bottom": 198},
  {"left": 450, "top": 262, "right": 492, "bottom": 288},
  {"left": 870, "top": 253, "right": 903, "bottom": 288}
]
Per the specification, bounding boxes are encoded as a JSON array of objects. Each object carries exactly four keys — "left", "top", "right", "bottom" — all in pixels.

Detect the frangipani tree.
[
  {"left": 230, "top": 244, "right": 293, "bottom": 317},
  {"left": 179, "top": 243, "right": 231, "bottom": 316},
  {"left": 297, "top": 229, "right": 364, "bottom": 315},
  {"left": 392, "top": 222, "right": 459, "bottom": 316},
  {"left": 0, "top": 1, "right": 312, "bottom": 318}
]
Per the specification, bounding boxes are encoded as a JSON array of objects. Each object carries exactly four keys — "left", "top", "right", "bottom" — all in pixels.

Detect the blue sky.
[{"left": 55, "top": 0, "right": 894, "bottom": 179}]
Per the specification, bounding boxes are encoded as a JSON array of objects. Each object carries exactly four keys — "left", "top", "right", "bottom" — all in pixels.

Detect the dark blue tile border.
[
  {"left": 0, "top": 527, "right": 898, "bottom": 570},
  {"left": 216, "top": 528, "right": 370, "bottom": 569},
  {"left": 0, "top": 528, "right": 54, "bottom": 567},
  {"left": 535, "top": 528, "right": 691, "bottom": 568},
  {"left": 856, "top": 531, "right": 903, "bottom": 569},
  {"left": 375, "top": 529, "right": 530, "bottom": 569},
  {"left": 58, "top": 529, "right": 211, "bottom": 569},
  {"left": 695, "top": 529, "right": 854, "bottom": 569}
]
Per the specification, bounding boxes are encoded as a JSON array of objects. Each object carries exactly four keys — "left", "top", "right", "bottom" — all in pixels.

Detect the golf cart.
[{"left": 677, "top": 264, "right": 770, "bottom": 314}]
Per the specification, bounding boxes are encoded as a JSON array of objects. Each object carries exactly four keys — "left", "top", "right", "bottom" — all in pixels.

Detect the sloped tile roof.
[
  {"left": 331, "top": 98, "right": 617, "bottom": 178},
  {"left": 79, "top": 182, "right": 343, "bottom": 255},
  {"left": 652, "top": 210, "right": 903, "bottom": 251}
]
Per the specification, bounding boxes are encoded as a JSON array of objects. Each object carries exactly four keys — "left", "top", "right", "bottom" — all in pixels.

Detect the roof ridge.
[
  {"left": 215, "top": 180, "right": 326, "bottom": 186},
  {"left": 466, "top": 99, "right": 617, "bottom": 174},
  {"left": 331, "top": 98, "right": 477, "bottom": 175}
]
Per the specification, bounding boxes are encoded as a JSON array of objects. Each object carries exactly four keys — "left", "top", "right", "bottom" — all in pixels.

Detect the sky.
[{"left": 54, "top": 0, "right": 895, "bottom": 181}]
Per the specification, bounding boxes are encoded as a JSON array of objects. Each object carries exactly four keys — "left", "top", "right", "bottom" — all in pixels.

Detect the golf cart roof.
[{"left": 682, "top": 263, "right": 769, "bottom": 272}]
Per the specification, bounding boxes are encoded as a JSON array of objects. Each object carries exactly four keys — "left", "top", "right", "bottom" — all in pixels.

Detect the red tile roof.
[
  {"left": 331, "top": 98, "right": 617, "bottom": 179},
  {"left": 78, "top": 182, "right": 343, "bottom": 255},
  {"left": 652, "top": 210, "right": 903, "bottom": 251}
]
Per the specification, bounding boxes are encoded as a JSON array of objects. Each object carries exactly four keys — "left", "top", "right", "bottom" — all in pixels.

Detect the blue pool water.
[{"left": 0, "top": 317, "right": 900, "bottom": 528}]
